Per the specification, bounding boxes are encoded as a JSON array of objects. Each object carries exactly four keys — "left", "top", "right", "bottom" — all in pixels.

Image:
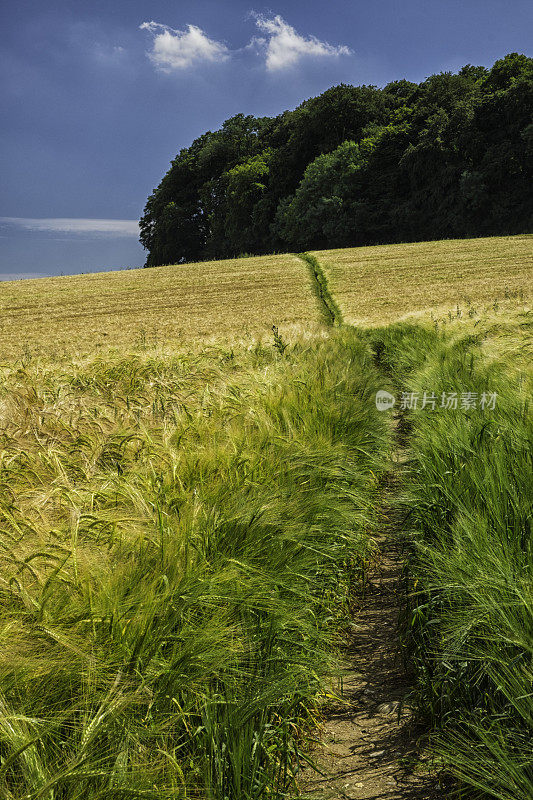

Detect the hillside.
[
  {"left": 0, "top": 235, "right": 530, "bottom": 361},
  {"left": 313, "top": 234, "right": 532, "bottom": 325},
  {"left": 0, "top": 254, "right": 319, "bottom": 359}
]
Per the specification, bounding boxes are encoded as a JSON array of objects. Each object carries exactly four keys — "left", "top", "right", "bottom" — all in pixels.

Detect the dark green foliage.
[
  {"left": 274, "top": 139, "right": 375, "bottom": 250},
  {"left": 140, "top": 115, "right": 269, "bottom": 265},
  {"left": 141, "top": 54, "right": 533, "bottom": 265}
]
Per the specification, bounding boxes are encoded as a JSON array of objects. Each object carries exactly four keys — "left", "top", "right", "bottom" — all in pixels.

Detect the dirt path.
[{"left": 299, "top": 438, "right": 441, "bottom": 800}]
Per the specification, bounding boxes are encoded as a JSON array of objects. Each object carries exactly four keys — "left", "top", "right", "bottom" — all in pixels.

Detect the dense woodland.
[{"left": 140, "top": 53, "right": 533, "bottom": 266}]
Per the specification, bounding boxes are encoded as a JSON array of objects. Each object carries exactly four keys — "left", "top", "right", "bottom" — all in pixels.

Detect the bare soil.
[{"left": 298, "top": 453, "right": 443, "bottom": 800}]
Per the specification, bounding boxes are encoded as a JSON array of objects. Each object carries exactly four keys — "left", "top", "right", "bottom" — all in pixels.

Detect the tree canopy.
[{"left": 140, "top": 54, "right": 533, "bottom": 266}]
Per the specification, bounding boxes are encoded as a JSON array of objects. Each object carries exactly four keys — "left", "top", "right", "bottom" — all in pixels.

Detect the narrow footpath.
[{"left": 299, "top": 423, "right": 442, "bottom": 800}]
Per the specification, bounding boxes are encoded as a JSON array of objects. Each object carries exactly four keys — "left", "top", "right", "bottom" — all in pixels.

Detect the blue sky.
[{"left": 1, "top": 0, "right": 532, "bottom": 279}]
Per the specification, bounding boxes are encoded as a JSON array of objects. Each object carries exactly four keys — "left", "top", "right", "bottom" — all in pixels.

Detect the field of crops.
[
  {"left": 370, "top": 308, "right": 532, "bottom": 800},
  {"left": 0, "top": 253, "right": 320, "bottom": 360},
  {"left": 314, "top": 235, "right": 532, "bottom": 326},
  {"left": 0, "top": 328, "right": 393, "bottom": 798},
  {"left": 0, "top": 236, "right": 531, "bottom": 799}
]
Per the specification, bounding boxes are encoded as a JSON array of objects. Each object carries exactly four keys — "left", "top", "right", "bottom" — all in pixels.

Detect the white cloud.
[
  {"left": 140, "top": 21, "right": 230, "bottom": 71},
  {"left": 251, "top": 14, "right": 352, "bottom": 71},
  {"left": 0, "top": 218, "right": 140, "bottom": 237}
]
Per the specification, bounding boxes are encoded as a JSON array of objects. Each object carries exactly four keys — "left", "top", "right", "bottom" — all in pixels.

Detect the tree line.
[{"left": 140, "top": 53, "right": 533, "bottom": 266}]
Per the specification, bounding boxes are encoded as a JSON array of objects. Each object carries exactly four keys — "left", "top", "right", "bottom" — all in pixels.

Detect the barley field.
[
  {"left": 370, "top": 308, "right": 532, "bottom": 800},
  {"left": 0, "top": 329, "right": 390, "bottom": 798},
  {"left": 0, "top": 235, "right": 531, "bottom": 799},
  {"left": 313, "top": 235, "right": 532, "bottom": 326},
  {"left": 0, "top": 254, "right": 320, "bottom": 360},
  {"left": 2, "top": 235, "right": 531, "bottom": 362}
]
